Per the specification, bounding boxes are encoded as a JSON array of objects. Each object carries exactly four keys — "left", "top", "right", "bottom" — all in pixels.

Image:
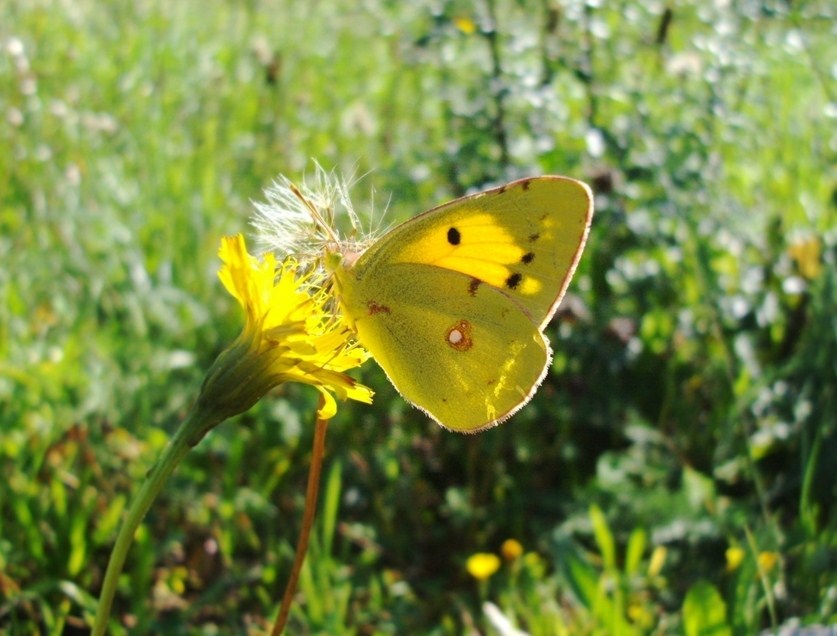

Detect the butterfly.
[{"left": 329, "top": 176, "right": 593, "bottom": 433}]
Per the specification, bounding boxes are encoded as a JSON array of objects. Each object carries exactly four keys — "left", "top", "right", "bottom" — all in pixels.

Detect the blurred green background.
[{"left": 1, "top": 0, "right": 835, "bottom": 634}]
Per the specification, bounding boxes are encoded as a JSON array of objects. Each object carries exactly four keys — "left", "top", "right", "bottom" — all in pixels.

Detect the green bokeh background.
[{"left": 1, "top": 0, "right": 835, "bottom": 633}]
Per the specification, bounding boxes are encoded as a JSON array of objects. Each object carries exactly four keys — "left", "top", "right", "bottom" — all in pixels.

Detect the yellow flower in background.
[
  {"left": 757, "top": 551, "right": 779, "bottom": 574},
  {"left": 453, "top": 16, "right": 477, "bottom": 34},
  {"left": 198, "top": 234, "right": 373, "bottom": 422},
  {"left": 500, "top": 539, "right": 523, "bottom": 561},
  {"left": 467, "top": 553, "right": 501, "bottom": 581},
  {"left": 726, "top": 546, "right": 745, "bottom": 572},
  {"left": 648, "top": 545, "right": 667, "bottom": 578},
  {"left": 787, "top": 236, "right": 822, "bottom": 280}
]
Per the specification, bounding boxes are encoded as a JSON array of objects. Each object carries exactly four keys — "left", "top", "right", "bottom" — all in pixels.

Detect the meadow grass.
[{"left": 1, "top": 0, "right": 835, "bottom": 633}]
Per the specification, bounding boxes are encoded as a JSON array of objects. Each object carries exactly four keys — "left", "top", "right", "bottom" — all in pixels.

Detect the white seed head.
[{"left": 251, "top": 162, "right": 381, "bottom": 273}]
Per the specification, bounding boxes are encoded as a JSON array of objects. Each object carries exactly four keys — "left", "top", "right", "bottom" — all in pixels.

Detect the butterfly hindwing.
[{"left": 339, "top": 262, "right": 549, "bottom": 432}]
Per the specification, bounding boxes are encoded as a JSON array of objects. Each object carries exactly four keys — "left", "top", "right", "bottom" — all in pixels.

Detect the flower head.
[
  {"left": 787, "top": 235, "right": 822, "bottom": 280},
  {"left": 500, "top": 539, "right": 523, "bottom": 561},
  {"left": 197, "top": 234, "right": 372, "bottom": 423},
  {"left": 466, "top": 553, "right": 501, "bottom": 581},
  {"left": 757, "top": 551, "right": 779, "bottom": 575},
  {"left": 725, "top": 546, "right": 745, "bottom": 572},
  {"left": 251, "top": 162, "right": 380, "bottom": 273}
]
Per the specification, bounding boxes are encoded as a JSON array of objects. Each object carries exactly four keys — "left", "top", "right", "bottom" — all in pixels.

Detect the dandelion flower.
[
  {"left": 467, "top": 553, "right": 501, "bottom": 581},
  {"left": 500, "top": 539, "right": 523, "bottom": 561},
  {"left": 453, "top": 16, "right": 477, "bottom": 35},
  {"left": 93, "top": 181, "right": 375, "bottom": 636},
  {"left": 725, "top": 546, "right": 745, "bottom": 572},
  {"left": 787, "top": 235, "right": 822, "bottom": 280},
  {"left": 757, "top": 551, "right": 779, "bottom": 575},
  {"left": 198, "top": 234, "right": 373, "bottom": 422}
]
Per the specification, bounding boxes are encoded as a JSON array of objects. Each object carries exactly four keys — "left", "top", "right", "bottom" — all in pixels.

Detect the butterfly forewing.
[{"left": 378, "top": 177, "right": 593, "bottom": 326}]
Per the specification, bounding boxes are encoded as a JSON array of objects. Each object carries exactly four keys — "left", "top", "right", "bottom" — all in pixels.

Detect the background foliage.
[{"left": 1, "top": 0, "right": 835, "bottom": 634}]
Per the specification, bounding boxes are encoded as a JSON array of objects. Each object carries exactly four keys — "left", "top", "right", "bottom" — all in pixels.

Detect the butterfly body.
[{"left": 331, "top": 176, "right": 593, "bottom": 433}]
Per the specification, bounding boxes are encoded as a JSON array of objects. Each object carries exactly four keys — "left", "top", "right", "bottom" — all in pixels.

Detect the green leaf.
[
  {"left": 321, "top": 459, "right": 342, "bottom": 557},
  {"left": 683, "top": 580, "right": 731, "bottom": 636},
  {"left": 590, "top": 504, "right": 616, "bottom": 570},
  {"left": 561, "top": 549, "right": 599, "bottom": 610},
  {"left": 624, "top": 527, "right": 647, "bottom": 576},
  {"left": 683, "top": 466, "right": 716, "bottom": 513}
]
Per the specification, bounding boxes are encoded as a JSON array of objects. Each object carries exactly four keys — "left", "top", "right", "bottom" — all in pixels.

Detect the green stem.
[{"left": 91, "top": 404, "right": 222, "bottom": 636}]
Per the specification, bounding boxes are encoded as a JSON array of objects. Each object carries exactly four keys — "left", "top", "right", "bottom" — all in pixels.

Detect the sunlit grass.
[{"left": 2, "top": 0, "right": 835, "bottom": 633}]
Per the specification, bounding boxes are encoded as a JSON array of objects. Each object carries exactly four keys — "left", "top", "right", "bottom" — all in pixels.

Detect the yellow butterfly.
[{"left": 329, "top": 176, "right": 593, "bottom": 433}]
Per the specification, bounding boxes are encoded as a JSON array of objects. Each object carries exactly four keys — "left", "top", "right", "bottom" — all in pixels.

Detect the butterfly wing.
[
  {"left": 360, "top": 176, "right": 593, "bottom": 327},
  {"left": 334, "top": 176, "right": 593, "bottom": 432},
  {"left": 340, "top": 262, "right": 551, "bottom": 432}
]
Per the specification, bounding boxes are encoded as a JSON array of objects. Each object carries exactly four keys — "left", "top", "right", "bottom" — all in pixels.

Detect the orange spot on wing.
[{"left": 446, "top": 319, "right": 473, "bottom": 351}]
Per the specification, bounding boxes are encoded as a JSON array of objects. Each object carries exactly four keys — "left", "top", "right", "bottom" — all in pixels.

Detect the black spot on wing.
[
  {"left": 447, "top": 227, "right": 461, "bottom": 245},
  {"left": 528, "top": 232, "right": 540, "bottom": 242},
  {"left": 521, "top": 252, "right": 535, "bottom": 264},
  {"left": 468, "top": 278, "right": 482, "bottom": 296},
  {"left": 505, "top": 273, "right": 522, "bottom": 290}
]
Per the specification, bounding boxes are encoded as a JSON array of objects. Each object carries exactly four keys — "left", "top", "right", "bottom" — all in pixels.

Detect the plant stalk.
[
  {"left": 91, "top": 405, "right": 221, "bottom": 636},
  {"left": 271, "top": 401, "right": 329, "bottom": 636}
]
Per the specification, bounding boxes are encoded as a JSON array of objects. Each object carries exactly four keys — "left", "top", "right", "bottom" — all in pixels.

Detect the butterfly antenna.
[{"left": 290, "top": 183, "right": 339, "bottom": 245}]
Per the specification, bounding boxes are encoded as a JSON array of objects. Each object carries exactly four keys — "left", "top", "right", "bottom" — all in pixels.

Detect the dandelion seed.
[{"left": 251, "top": 162, "right": 379, "bottom": 272}]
